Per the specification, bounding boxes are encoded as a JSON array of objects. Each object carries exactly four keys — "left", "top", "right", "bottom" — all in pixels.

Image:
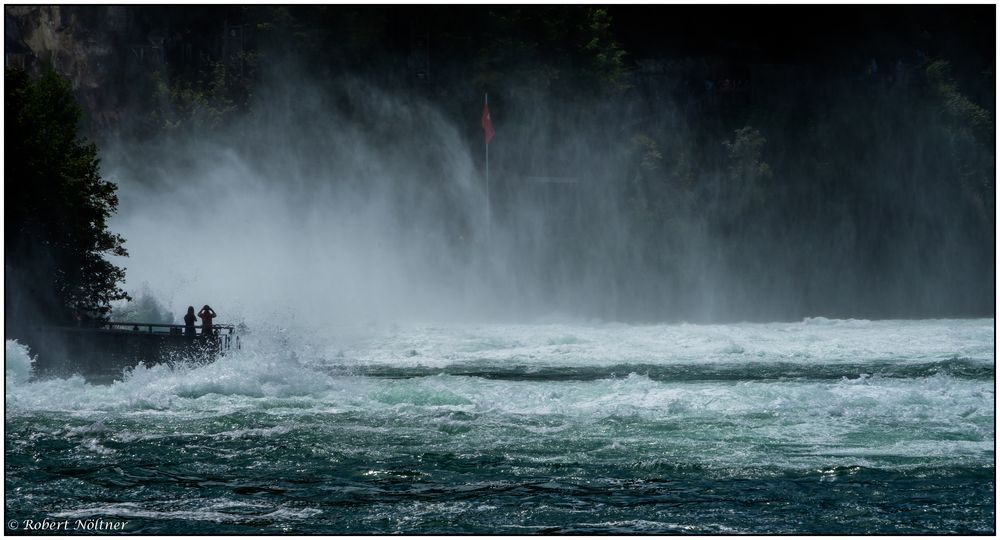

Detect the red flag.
[{"left": 481, "top": 101, "right": 495, "bottom": 144}]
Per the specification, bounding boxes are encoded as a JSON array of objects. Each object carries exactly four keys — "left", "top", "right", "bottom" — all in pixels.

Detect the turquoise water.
[{"left": 5, "top": 318, "right": 994, "bottom": 533}]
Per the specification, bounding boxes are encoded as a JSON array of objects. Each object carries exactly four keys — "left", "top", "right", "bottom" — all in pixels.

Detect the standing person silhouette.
[
  {"left": 198, "top": 305, "right": 217, "bottom": 336},
  {"left": 184, "top": 306, "right": 197, "bottom": 337}
]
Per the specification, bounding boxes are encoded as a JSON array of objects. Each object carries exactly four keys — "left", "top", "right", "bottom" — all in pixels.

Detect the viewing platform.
[{"left": 15, "top": 321, "right": 241, "bottom": 383}]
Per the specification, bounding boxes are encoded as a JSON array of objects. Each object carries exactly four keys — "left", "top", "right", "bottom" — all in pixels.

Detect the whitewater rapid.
[{"left": 5, "top": 318, "right": 995, "bottom": 533}]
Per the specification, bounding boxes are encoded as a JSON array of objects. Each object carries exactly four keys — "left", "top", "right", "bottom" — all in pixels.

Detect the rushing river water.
[{"left": 4, "top": 318, "right": 994, "bottom": 534}]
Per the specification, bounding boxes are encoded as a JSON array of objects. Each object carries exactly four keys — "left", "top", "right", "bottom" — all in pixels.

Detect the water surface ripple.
[{"left": 5, "top": 318, "right": 994, "bottom": 533}]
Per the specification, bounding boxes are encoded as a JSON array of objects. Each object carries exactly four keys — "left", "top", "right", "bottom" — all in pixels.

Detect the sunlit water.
[{"left": 5, "top": 318, "right": 994, "bottom": 533}]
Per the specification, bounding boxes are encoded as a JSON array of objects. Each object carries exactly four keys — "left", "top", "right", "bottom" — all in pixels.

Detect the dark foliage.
[{"left": 5, "top": 68, "right": 129, "bottom": 329}]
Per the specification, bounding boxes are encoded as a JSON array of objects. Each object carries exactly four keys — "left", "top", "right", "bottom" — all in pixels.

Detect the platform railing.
[
  {"left": 103, "top": 321, "right": 234, "bottom": 333},
  {"left": 101, "top": 322, "right": 240, "bottom": 350}
]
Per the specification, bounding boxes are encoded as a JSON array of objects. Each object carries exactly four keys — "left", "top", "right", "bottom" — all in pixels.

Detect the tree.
[
  {"left": 924, "top": 59, "right": 995, "bottom": 224},
  {"left": 480, "top": 6, "right": 628, "bottom": 97},
  {"left": 5, "top": 67, "right": 129, "bottom": 329}
]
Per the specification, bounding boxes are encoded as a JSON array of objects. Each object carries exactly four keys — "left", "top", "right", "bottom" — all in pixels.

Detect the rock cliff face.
[
  {"left": 6, "top": 6, "right": 132, "bottom": 134},
  {"left": 5, "top": 6, "right": 233, "bottom": 138}
]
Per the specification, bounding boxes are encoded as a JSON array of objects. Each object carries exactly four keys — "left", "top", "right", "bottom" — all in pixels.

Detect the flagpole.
[{"left": 485, "top": 92, "right": 490, "bottom": 241}]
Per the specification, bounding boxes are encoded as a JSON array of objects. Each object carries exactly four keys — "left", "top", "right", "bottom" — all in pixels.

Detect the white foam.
[
  {"left": 5, "top": 339, "right": 35, "bottom": 384},
  {"left": 4, "top": 342, "right": 359, "bottom": 415},
  {"left": 338, "top": 318, "right": 994, "bottom": 368},
  {"left": 5, "top": 320, "right": 993, "bottom": 471},
  {"left": 51, "top": 502, "right": 322, "bottom": 523}
]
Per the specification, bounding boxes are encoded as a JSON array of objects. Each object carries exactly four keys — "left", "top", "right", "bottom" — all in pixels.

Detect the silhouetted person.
[
  {"left": 184, "top": 306, "right": 197, "bottom": 337},
  {"left": 198, "top": 305, "right": 216, "bottom": 336}
]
